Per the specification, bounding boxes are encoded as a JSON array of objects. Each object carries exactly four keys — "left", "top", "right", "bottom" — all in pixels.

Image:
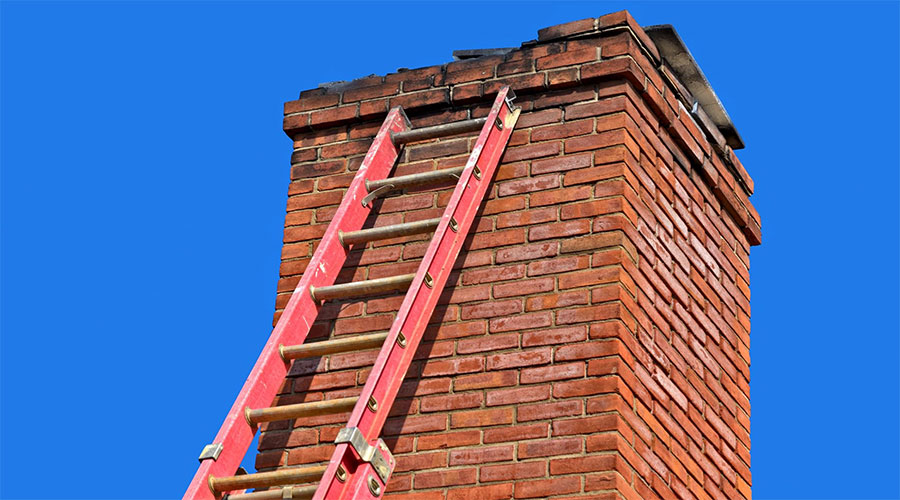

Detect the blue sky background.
[{"left": 1, "top": 1, "right": 898, "bottom": 499}]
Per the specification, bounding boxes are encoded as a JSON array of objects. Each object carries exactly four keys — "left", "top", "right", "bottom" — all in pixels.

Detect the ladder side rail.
[
  {"left": 313, "top": 87, "right": 519, "bottom": 500},
  {"left": 184, "top": 108, "right": 410, "bottom": 500}
]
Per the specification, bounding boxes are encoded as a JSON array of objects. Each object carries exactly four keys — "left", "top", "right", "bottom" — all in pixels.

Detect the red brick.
[
  {"left": 489, "top": 311, "right": 553, "bottom": 333},
  {"left": 525, "top": 289, "right": 589, "bottom": 311},
  {"left": 522, "top": 325, "right": 587, "bottom": 346},
  {"left": 382, "top": 414, "right": 447, "bottom": 435},
  {"left": 480, "top": 460, "right": 546, "bottom": 482},
  {"left": 456, "top": 333, "right": 518, "bottom": 354},
  {"left": 422, "top": 356, "right": 484, "bottom": 377},
  {"left": 426, "top": 321, "right": 486, "bottom": 340},
  {"left": 517, "top": 108, "right": 563, "bottom": 128},
  {"left": 532, "top": 119, "right": 594, "bottom": 142},
  {"left": 420, "top": 392, "right": 483, "bottom": 413},
  {"left": 527, "top": 255, "right": 590, "bottom": 276},
  {"left": 450, "top": 408, "right": 514, "bottom": 428},
  {"left": 502, "top": 142, "right": 561, "bottom": 162},
  {"left": 485, "top": 385, "right": 551, "bottom": 407},
  {"left": 530, "top": 185, "right": 592, "bottom": 206},
  {"left": 537, "top": 47, "right": 598, "bottom": 70},
  {"left": 416, "top": 430, "right": 481, "bottom": 451},
  {"left": 552, "top": 414, "right": 618, "bottom": 436},
  {"left": 529, "top": 219, "right": 590, "bottom": 241},
  {"left": 520, "top": 362, "right": 585, "bottom": 384},
  {"left": 493, "top": 427, "right": 553, "bottom": 451},
  {"left": 462, "top": 264, "right": 525, "bottom": 285},
  {"left": 497, "top": 58, "right": 534, "bottom": 77},
  {"left": 496, "top": 242, "right": 557, "bottom": 264},
  {"left": 395, "top": 451, "right": 448, "bottom": 472},
  {"left": 492, "top": 277, "right": 554, "bottom": 298},
  {"left": 518, "top": 400, "right": 583, "bottom": 422},
  {"left": 461, "top": 299, "right": 522, "bottom": 320},
  {"left": 518, "top": 437, "right": 582, "bottom": 459},
  {"left": 448, "top": 445, "right": 514, "bottom": 466},
  {"left": 284, "top": 93, "right": 339, "bottom": 113},
  {"left": 537, "top": 17, "right": 596, "bottom": 41},
  {"left": 515, "top": 476, "right": 581, "bottom": 498},
  {"left": 309, "top": 104, "right": 357, "bottom": 127},
  {"left": 533, "top": 154, "right": 593, "bottom": 178},
  {"left": 497, "top": 175, "right": 560, "bottom": 196},
  {"left": 342, "top": 81, "right": 399, "bottom": 102},
  {"left": 389, "top": 89, "right": 450, "bottom": 110},
  {"left": 454, "top": 370, "right": 517, "bottom": 391},
  {"left": 484, "top": 73, "right": 546, "bottom": 94},
  {"left": 414, "top": 468, "right": 476, "bottom": 489},
  {"left": 447, "top": 484, "right": 514, "bottom": 500},
  {"left": 486, "top": 348, "right": 551, "bottom": 370}
]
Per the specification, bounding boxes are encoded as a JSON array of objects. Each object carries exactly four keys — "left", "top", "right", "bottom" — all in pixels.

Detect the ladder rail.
[
  {"left": 184, "top": 107, "right": 411, "bottom": 500},
  {"left": 312, "top": 87, "right": 520, "bottom": 500}
]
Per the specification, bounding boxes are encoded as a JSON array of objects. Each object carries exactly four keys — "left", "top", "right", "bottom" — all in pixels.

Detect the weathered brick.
[{"left": 451, "top": 408, "right": 514, "bottom": 428}]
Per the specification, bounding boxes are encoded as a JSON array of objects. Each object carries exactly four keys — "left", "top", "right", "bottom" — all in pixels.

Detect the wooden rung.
[
  {"left": 280, "top": 332, "right": 388, "bottom": 360},
  {"left": 338, "top": 218, "right": 440, "bottom": 247},
  {"left": 245, "top": 397, "right": 357, "bottom": 426},
  {"left": 365, "top": 166, "right": 464, "bottom": 192},
  {"left": 225, "top": 485, "right": 317, "bottom": 500},
  {"left": 309, "top": 274, "right": 415, "bottom": 302},
  {"left": 209, "top": 466, "right": 326, "bottom": 495}
]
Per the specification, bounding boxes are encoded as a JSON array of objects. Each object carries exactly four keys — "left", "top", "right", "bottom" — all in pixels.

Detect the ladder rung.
[
  {"left": 310, "top": 274, "right": 415, "bottom": 302},
  {"left": 225, "top": 485, "right": 317, "bottom": 500},
  {"left": 339, "top": 218, "right": 440, "bottom": 246},
  {"left": 280, "top": 332, "right": 388, "bottom": 360},
  {"left": 391, "top": 117, "right": 487, "bottom": 145},
  {"left": 366, "top": 166, "right": 464, "bottom": 192},
  {"left": 245, "top": 397, "right": 357, "bottom": 425},
  {"left": 209, "top": 466, "right": 326, "bottom": 495}
]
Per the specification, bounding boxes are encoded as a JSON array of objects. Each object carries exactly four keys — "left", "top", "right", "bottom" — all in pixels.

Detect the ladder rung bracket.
[
  {"left": 310, "top": 274, "right": 415, "bottom": 302},
  {"left": 339, "top": 218, "right": 440, "bottom": 247},
  {"left": 225, "top": 485, "right": 316, "bottom": 500},
  {"left": 313, "top": 87, "right": 520, "bottom": 499},
  {"left": 209, "top": 466, "right": 326, "bottom": 496},
  {"left": 184, "top": 107, "right": 411, "bottom": 500},
  {"left": 333, "top": 427, "right": 394, "bottom": 484},
  {"left": 365, "top": 166, "right": 463, "bottom": 195},
  {"left": 245, "top": 397, "right": 357, "bottom": 425},
  {"left": 390, "top": 117, "right": 486, "bottom": 145},
  {"left": 279, "top": 332, "right": 388, "bottom": 360}
]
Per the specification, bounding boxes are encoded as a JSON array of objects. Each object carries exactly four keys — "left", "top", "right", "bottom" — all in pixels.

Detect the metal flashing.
[
  {"left": 643, "top": 24, "right": 745, "bottom": 149},
  {"left": 452, "top": 48, "right": 516, "bottom": 60}
]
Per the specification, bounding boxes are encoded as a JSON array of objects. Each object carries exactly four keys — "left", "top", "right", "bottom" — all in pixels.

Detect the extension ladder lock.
[{"left": 185, "top": 87, "right": 520, "bottom": 500}]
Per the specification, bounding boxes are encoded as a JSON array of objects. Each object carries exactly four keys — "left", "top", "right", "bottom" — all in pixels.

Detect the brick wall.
[{"left": 260, "top": 10, "right": 759, "bottom": 500}]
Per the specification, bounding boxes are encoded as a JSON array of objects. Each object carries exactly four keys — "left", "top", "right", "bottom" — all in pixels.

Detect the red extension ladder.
[{"left": 185, "top": 87, "right": 520, "bottom": 500}]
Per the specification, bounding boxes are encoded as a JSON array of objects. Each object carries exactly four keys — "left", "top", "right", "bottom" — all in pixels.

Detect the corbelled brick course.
[{"left": 262, "top": 10, "right": 758, "bottom": 500}]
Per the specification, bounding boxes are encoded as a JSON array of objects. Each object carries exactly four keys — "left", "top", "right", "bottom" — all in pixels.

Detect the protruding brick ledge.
[{"left": 282, "top": 11, "right": 759, "bottom": 246}]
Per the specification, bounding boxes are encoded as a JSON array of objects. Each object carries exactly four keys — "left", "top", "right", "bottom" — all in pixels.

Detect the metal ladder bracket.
[
  {"left": 198, "top": 442, "right": 223, "bottom": 462},
  {"left": 333, "top": 427, "right": 394, "bottom": 484}
]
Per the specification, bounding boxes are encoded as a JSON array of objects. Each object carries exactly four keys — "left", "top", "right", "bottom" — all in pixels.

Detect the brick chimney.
[{"left": 263, "top": 10, "right": 758, "bottom": 500}]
